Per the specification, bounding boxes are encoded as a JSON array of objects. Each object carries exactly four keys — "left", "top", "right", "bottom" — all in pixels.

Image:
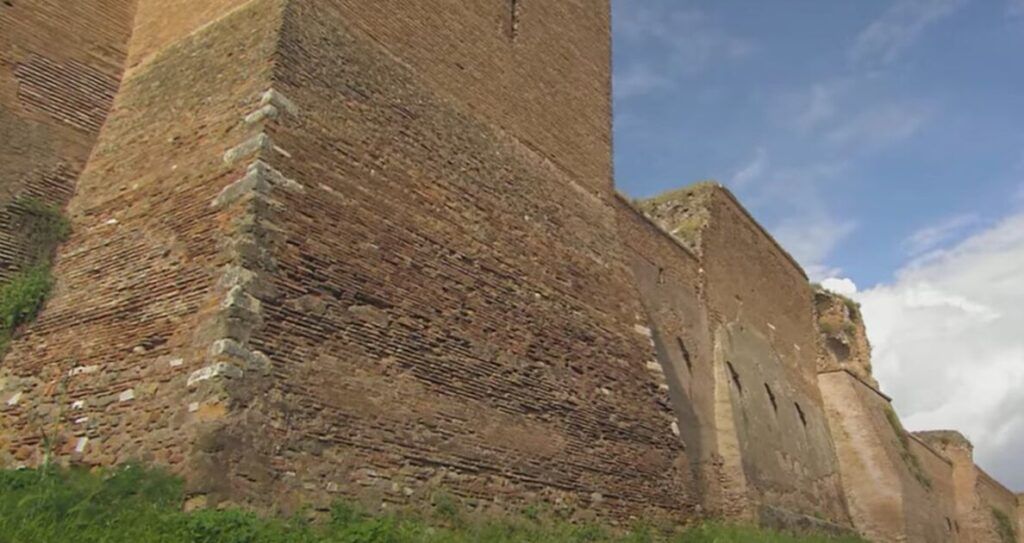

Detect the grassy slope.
[{"left": 0, "top": 466, "right": 868, "bottom": 543}]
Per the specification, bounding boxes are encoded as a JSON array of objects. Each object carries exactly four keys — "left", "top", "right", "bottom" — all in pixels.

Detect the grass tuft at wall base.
[{"left": 0, "top": 466, "right": 870, "bottom": 543}]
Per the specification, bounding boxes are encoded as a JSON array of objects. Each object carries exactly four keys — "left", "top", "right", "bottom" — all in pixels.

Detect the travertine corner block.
[
  {"left": 213, "top": 160, "right": 305, "bottom": 208},
  {"left": 209, "top": 338, "right": 271, "bottom": 371},
  {"left": 260, "top": 88, "right": 299, "bottom": 117},
  {"left": 187, "top": 363, "right": 244, "bottom": 387}
]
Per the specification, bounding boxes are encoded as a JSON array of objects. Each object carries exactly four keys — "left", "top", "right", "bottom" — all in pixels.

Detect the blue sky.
[
  {"left": 611, "top": 0, "right": 1024, "bottom": 490},
  {"left": 612, "top": 0, "right": 1024, "bottom": 286}
]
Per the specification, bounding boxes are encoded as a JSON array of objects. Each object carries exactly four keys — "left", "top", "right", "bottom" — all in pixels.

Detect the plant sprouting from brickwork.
[
  {"left": 992, "top": 507, "right": 1016, "bottom": 543},
  {"left": 0, "top": 197, "right": 71, "bottom": 353},
  {"left": 15, "top": 197, "right": 71, "bottom": 263},
  {"left": 0, "top": 266, "right": 54, "bottom": 352}
]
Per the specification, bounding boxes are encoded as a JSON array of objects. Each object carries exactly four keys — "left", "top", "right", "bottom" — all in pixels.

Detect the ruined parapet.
[
  {"left": 814, "top": 288, "right": 877, "bottom": 389},
  {"left": 634, "top": 182, "right": 715, "bottom": 256}
]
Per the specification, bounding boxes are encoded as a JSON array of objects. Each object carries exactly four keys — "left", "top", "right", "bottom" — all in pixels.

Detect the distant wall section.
[{"left": 637, "top": 185, "right": 851, "bottom": 526}]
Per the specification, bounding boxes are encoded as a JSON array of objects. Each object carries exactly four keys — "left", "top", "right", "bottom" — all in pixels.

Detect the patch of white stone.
[
  {"left": 187, "top": 362, "right": 244, "bottom": 388},
  {"left": 68, "top": 365, "right": 99, "bottom": 377},
  {"left": 209, "top": 338, "right": 270, "bottom": 372},
  {"left": 212, "top": 160, "right": 303, "bottom": 209},
  {"left": 223, "top": 133, "right": 274, "bottom": 165},
  {"left": 75, "top": 437, "right": 89, "bottom": 454},
  {"left": 118, "top": 389, "right": 135, "bottom": 402}
]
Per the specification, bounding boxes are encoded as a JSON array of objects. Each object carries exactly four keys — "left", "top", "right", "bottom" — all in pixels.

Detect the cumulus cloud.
[
  {"left": 858, "top": 211, "right": 1024, "bottom": 489},
  {"left": 851, "top": 0, "right": 967, "bottom": 66},
  {"left": 821, "top": 277, "right": 859, "bottom": 297}
]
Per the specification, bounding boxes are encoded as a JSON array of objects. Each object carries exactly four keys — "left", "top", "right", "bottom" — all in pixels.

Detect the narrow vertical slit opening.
[
  {"left": 508, "top": 0, "right": 522, "bottom": 41},
  {"left": 795, "top": 402, "right": 808, "bottom": 427},
  {"left": 676, "top": 337, "right": 692, "bottom": 373},
  {"left": 764, "top": 383, "right": 778, "bottom": 413},
  {"left": 726, "top": 361, "right": 742, "bottom": 394}
]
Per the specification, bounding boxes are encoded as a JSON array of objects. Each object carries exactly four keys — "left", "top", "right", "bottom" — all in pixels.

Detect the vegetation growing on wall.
[
  {"left": 0, "top": 197, "right": 70, "bottom": 352},
  {"left": 883, "top": 406, "right": 932, "bottom": 490},
  {"left": 0, "top": 466, "right": 869, "bottom": 543},
  {"left": 992, "top": 507, "right": 1016, "bottom": 543}
]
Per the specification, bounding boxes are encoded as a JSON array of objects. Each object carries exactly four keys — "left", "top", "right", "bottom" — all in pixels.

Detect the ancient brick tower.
[
  {"left": 0, "top": 0, "right": 704, "bottom": 517},
  {"left": 2, "top": 1, "right": 1022, "bottom": 541}
]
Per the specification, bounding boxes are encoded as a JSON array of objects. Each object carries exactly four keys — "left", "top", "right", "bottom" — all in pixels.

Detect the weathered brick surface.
[
  {"left": 613, "top": 195, "right": 749, "bottom": 519},
  {"left": 1, "top": 1, "right": 1020, "bottom": 540},
  {"left": 200, "top": 0, "right": 692, "bottom": 518},
  {"left": 0, "top": 0, "right": 133, "bottom": 280},
  {"left": 639, "top": 186, "right": 852, "bottom": 526},
  {"left": 0, "top": 0, "right": 282, "bottom": 475},
  {"left": 318, "top": 0, "right": 613, "bottom": 190}
]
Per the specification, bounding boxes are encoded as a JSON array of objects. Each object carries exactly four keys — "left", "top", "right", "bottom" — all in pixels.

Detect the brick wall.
[
  {"left": 613, "top": 194, "right": 751, "bottom": 519},
  {"left": 906, "top": 435, "right": 959, "bottom": 542},
  {"left": 0, "top": 0, "right": 283, "bottom": 477},
  {"left": 640, "top": 185, "right": 851, "bottom": 525},
  {"left": 316, "top": 0, "right": 612, "bottom": 191},
  {"left": 0, "top": 0, "right": 134, "bottom": 281},
  {"left": 976, "top": 467, "right": 1021, "bottom": 543},
  {"left": 196, "top": 0, "right": 692, "bottom": 517}
]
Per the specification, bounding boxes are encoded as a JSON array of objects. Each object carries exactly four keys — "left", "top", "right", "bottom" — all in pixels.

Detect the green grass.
[{"left": 0, "top": 466, "right": 868, "bottom": 543}]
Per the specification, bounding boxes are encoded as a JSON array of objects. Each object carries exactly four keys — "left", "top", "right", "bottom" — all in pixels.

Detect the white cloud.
[
  {"left": 614, "top": 4, "right": 750, "bottom": 98},
  {"left": 614, "top": 64, "right": 671, "bottom": 100},
  {"left": 858, "top": 211, "right": 1024, "bottom": 489},
  {"left": 822, "top": 277, "right": 859, "bottom": 297},
  {"left": 903, "top": 213, "right": 979, "bottom": 256},
  {"left": 730, "top": 147, "right": 768, "bottom": 188},
  {"left": 850, "top": 0, "right": 967, "bottom": 66},
  {"left": 794, "top": 83, "right": 841, "bottom": 132},
  {"left": 825, "top": 103, "right": 931, "bottom": 151},
  {"left": 772, "top": 215, "right": 858, "bottom": 282}
]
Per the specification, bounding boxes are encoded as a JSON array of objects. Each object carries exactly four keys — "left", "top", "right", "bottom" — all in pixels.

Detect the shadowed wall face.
[
  {"left": 613, "top": 197, "right": 727, "bottom": 514},
  {"left": 639, "top": 187, "right": 851, "bottom": 525},
  {"left": 0, "top": 0, "right": 134, "bottom": 281}
]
